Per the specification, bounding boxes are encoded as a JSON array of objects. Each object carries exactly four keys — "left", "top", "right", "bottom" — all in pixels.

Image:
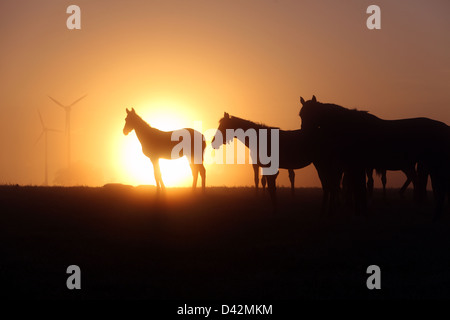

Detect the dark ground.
[{"left": 1, "top": 185, "right": 449, "bottom": 300}]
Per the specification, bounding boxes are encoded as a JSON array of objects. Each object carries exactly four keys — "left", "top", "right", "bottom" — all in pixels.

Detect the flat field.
[{"left": 1, "top": 185, "right": 449, "bottom": 299}]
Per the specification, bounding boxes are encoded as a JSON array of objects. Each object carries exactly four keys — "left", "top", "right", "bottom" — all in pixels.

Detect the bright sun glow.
[{"left": 118, "top": 101, "right": 198, "bottom": 187}]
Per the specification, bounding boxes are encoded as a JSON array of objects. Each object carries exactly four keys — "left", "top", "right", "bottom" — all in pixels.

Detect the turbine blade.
[
  {"left": 38, "top": 110, "right": 45, "bottom": 128},
  {"left": 35, "top": 131, "right": 44, "bottom": 145},
  {"left": 68, "top": 94, "right": 87, "bottom": 108},
  {"left": 48, "top": 95, "right": 66, "bottom": 109}
]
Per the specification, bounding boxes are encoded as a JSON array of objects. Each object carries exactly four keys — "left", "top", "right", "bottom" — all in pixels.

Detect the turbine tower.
[
  {"left": 35, "top": 110, "right": 62, "bottom": 186},
  {"left": 48, "top": 94, "right": 87, "bottom": 167}
]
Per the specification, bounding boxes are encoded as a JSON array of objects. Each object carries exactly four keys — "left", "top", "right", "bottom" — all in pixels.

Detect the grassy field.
[{"left": 1, "top": 185, "right": 449, "bottom": 299}]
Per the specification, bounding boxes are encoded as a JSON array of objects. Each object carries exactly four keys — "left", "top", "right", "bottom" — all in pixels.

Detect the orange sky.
[{"left": 1, "top": 0, "right": 449, "bottom": 188}]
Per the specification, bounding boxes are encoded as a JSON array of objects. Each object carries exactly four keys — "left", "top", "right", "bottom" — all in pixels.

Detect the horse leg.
[
  {"left": 440, "top": 166, "right": 450, "bottom": 214},
  {"left": 415, "top": 162, "right": 428, "bottom": 204},
  {"left": 381, "top": 170, "right": 387, "bottom": 199},
  {"left": 330, "top": 189, "right": 341, "bottom": 215},
  {"left": 266, "top": 174, "right": 278, "bottom": 213},
  {"left": 153, "top": 159, "right": 164, "bottom": 191},
  {"left": 399, "top": 168, "right": 413, "bottom": 198},
  {"left": 399, "top": 177, "right": 410, "bottom": 198},
  {"left": 366, "top": 168, "right": 374, "bottom": 199},
  {"left": 328, "top": 188, "right": 336, "bottom": 215},
  {"left": 327, "top": 169, "right": 343, "bottom": 215},
  {"left": 350, "top": 168, "right": 367, "bottom": 215},
  {"left": 261, "top": 175, "right": 267, "bottom": 193},
  {"left": 315, "top": 164, "right": 330, "bottom": 215},
  {"left": 190, "top": 164, "right": 199, "bottom": 191},
  {"left": 288, "top": 169, "right": 295, "bottom": 197},
  {"left": 430, "top": 169, "right": 445, "bottom": 221},
  {"left": 341, "top": 171, "right": 351, "bottom": 209},
  {"left": 321, "top": 188, "right": 329, "bottom": 215},
  {"left": 252, "top": 164, "right": 259, "bottom": 193},
  {"left": 199, "top": 164, "right": 206, "bottom": 193}
]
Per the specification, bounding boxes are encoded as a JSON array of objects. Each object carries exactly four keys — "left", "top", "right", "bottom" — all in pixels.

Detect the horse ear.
[
  {"left": 126, "top": 108, "right": 130, "bottom": 114},
  {"left": 312, "top": 95, "right": 317, "bottom": 103},
  {"left": 300, "top": 97, "right": 306, "bottom": 105},
  {"left": 224, "top": 112, "right": 229, "bottom": 118},
  {"left": 131, "top": 108, "right": 136, "bottom": 113}
]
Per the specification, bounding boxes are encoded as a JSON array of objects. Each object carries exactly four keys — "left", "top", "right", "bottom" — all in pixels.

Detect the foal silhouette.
[{"left": 123, "top": 108, "right": 206, "bottom": 192}]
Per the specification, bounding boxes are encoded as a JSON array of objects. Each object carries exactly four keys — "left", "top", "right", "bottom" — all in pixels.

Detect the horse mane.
[
  {"left": 220, "top": 115, "right": 279, "bottom": 130},
  {"left": 319, "top": 102, "right": 380, "bottom": 122},
  {"left": 132, "top": 112, "right": 154, "bottom": 130}
]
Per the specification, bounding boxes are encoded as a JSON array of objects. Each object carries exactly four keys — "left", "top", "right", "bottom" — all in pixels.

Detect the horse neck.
[
  {"left": 132, "top": 116, "right": 156, "bottom": 141},
  {"left": 230, "top": 117, "right": 269, "bottom": 148},
  {"left": 322, "top": 104, "right": 348, "bottom": 123}
]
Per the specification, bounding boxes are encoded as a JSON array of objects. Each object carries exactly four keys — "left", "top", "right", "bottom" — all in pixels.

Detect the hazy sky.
[{"left": 1, "top": 0, "right": 449, "bottom": 187}]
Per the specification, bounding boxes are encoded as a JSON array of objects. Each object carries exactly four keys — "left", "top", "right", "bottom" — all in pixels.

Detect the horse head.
[
  {"left": 299, "top": 95, "right": 321, "bottom": 131},
  {"left": 123, "top": 108, "right": 137, "bottom": 135},
  {"left": 211, "top": 112, "right": 234, "bottom": 149}
]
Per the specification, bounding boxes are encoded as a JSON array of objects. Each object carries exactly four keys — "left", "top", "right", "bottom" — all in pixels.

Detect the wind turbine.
[
  {"left": 47, "top": 94, "right": 87, "bottom": 167},
  {"left": 35, "top": 110, "right": 62, "bottom": 186}
]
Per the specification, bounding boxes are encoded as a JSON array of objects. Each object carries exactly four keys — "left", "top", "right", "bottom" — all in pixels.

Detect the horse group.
[
  {"left": 299, "top": 96, "right": 450, "bottom": 219},
  {"left": 123, "top": 97, "right": 450, "bottom": 219}
]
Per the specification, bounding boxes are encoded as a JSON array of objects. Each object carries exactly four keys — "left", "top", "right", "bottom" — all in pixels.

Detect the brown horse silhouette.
[
  {"left": 211, "top": 112, "right": 333, "bottom": 212},
  {"left": 300, "top": 96, "right": 450, "bottom": 218}
]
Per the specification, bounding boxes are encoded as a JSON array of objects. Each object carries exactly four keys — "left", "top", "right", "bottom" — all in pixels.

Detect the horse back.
[
  {"left": 276, "top": 129, "right": 313, "bottom": 169},
  {"left": 167, "top": 128, "right": 206, "bottom": 161},
  {"left": 331, "top": 116, "right": 450, "bottom": 168},
  {"left": 141, "top": 127, "right": 205, "bottom": 162}
]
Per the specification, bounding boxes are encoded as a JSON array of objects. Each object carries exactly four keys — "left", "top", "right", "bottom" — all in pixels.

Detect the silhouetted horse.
[
  {"left": 123, "top": 108, "right": 206, "bottom": 192},
  {"left": 211, "top": 112, "right": 313, "bottom": 211},
  {"left": 299, "top": 96, "right": 450, "bottom": 219}
]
